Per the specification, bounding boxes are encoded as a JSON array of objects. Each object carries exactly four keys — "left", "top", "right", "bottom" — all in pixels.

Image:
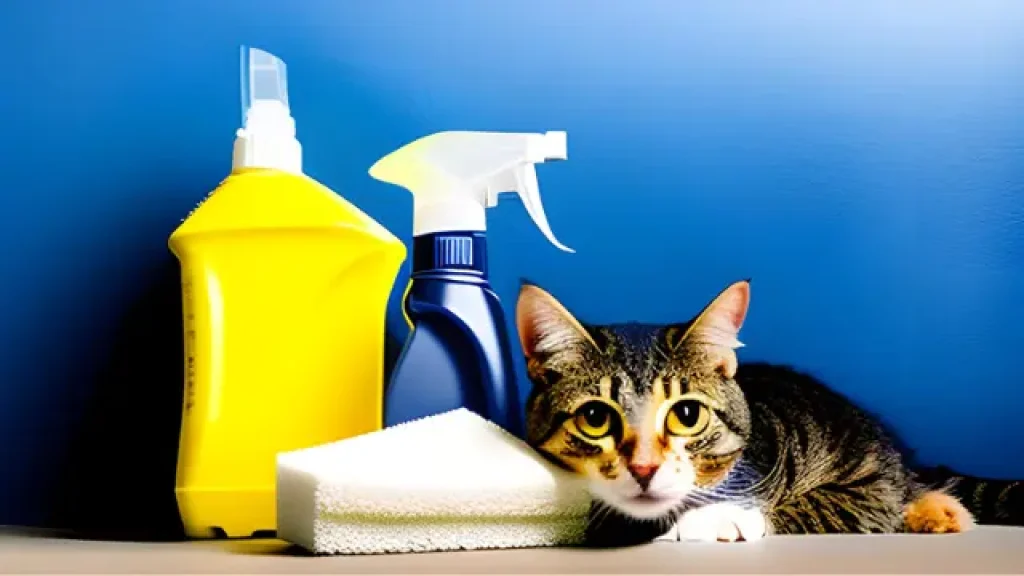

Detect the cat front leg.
[{"left": 676, "top": 502, "right": 768, "bottom": 542}]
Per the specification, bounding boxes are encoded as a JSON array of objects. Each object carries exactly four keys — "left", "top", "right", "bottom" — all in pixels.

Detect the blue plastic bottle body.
[{"left": 384, "top": 232, "right": 524, "bottom": 438}]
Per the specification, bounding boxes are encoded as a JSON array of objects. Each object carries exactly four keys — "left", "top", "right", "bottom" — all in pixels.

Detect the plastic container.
[
  {"left": 170, "top": 46, "right": 406, "bottom": 538},
  {"left": 368, "top": 130, "right": 572, "bottom": 437}
]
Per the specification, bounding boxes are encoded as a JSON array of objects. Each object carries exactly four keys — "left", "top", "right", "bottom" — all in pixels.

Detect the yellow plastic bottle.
[{"left": 169, "top": 46, "right": 406, "bottom": 538}]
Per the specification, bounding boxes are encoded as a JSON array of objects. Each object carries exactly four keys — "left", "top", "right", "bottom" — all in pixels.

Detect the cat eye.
[
  {"left": 665, "top": 399, "right": 710, "bottom": 437},
  {"left": 574, "top": 401, "right": 618, "bottom": 439}
]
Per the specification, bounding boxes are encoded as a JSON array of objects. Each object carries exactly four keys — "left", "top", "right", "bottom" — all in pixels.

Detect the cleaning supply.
[
  {"left": 369, "top": 130, "right": 573, "bottom": 437},
  {"left": 169, "top": 45, "right": 406, "bottom": 538},
  {"left": 275, "top": 408, "right": 591, "bottom": 554}
]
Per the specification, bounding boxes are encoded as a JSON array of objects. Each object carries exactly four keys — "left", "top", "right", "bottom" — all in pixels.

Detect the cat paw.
[
  {"left": 904, "top": 490, "right": 976, "bottom": 534},
  {"left": 676, "top": 503, "right": 767, "bottom": 543}
]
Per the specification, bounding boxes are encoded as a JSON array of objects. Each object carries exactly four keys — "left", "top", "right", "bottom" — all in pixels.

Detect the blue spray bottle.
[{"left": 369, "top": 130, "right": 573, "bottom": 437}]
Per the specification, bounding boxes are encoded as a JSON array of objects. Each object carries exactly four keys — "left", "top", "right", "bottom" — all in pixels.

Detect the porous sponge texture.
[{"left": 276, "top": 408, "right": 592, "bottom": 554}]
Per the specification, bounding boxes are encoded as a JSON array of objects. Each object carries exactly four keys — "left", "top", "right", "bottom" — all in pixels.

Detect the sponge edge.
[{"left": 276, "top": 408, "right": 592, "bottom": 555}]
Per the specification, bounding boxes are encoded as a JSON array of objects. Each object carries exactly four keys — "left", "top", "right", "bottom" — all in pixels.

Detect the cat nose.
[{"left": 627, "top": 464, "right": 659, "bottom": 490}]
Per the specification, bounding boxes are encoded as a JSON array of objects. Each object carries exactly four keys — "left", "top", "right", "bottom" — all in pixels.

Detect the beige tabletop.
[{"left": 1, "top": 526, "right": 1023, "bottom": 574}]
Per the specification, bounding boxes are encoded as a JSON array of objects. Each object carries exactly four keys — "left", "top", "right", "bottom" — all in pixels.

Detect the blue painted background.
[{"left": 2, "top": 0, "right": 1022, "bottom": 535}]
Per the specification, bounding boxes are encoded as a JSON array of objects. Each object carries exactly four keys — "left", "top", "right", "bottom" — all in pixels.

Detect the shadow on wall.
[
  {"left": 45, "top": 248, "right": 409, "bottom": 541},
  {"left": 48, "top": 255, "right": 187, "bottom": 541}
]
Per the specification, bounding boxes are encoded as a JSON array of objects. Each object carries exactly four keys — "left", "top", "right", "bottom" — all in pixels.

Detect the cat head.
[{"left": 516, "top": 280, "right": 753, "bottom": 521}]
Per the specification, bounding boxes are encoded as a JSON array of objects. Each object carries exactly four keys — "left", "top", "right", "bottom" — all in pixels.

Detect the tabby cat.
[{"left": 516, "top": 279, "right": 1024, "bottom": 545}]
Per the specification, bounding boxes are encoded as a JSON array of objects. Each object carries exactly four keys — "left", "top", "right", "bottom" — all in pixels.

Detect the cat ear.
[
  {"left": 665, "top": 279, "right": 750, "bottom": 377},
  {"left": 516, "top": 282, "right": 599, "bottom": 361}
]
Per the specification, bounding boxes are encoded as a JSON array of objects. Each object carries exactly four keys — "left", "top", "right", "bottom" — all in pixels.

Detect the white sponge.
[{"left": 276, "top": 408, "right": 592, "bottom": 555}]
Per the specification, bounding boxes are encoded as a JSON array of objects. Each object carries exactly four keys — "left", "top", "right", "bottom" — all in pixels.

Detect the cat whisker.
[
  {"left": 683, "top": 492, "right": 718, "bottom": 508},
  {"left": 710, "top": 455, "right": 783, "bottom": 498},
  {"left": 588, "top": 500, "right": 616, "bottom": 533},
  {"left": 652, "top": 344, "right": 671, "bottom": 362}
]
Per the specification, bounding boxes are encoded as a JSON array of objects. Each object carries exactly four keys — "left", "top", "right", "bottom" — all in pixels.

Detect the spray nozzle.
[
  {"left": 231, "top": 45, "right": 302, "bottom": 173},
  {"left": 369, "top": 130, "right": 574, "bottom": 253},
  {"left": 240, "top": 46, "right": 291, "bottom": 122},
  {"left": 531, "top": 130, "right": 567, "bottom": 162}
]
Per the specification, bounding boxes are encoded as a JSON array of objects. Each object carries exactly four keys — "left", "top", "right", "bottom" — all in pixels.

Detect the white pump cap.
[
  {"left": 368, "top": 130, "right": 573, "bottom": 253},
  {"left": 231, "top": 46, "right": 302, "bottom": 174}
]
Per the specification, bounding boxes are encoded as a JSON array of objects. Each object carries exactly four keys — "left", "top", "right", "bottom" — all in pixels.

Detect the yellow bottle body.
[{"left": 169, "top": 167, "right": 405, "bottom": 538}]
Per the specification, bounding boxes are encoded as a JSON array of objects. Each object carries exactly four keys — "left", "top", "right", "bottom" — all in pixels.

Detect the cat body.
[{"left": 515, "top": 280, "right": 1024, "bottom": 545}]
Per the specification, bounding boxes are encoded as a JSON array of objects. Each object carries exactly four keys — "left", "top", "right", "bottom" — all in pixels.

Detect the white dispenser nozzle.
[
  {"left": 368, "top": 130, "right": 573, "bottom": 253},
  {"left": 231, "top": 45, "right": 302, "bottom": 173}
]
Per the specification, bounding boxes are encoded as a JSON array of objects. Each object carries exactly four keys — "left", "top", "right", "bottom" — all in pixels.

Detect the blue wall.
[{"left": 3, "top": 0, "right": 1023, "bottom": 533}]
